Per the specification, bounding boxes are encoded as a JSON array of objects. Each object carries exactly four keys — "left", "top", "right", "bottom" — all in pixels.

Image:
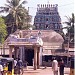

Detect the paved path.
[{"left": 23, "top": 66, "right": 70, "bottom": 75}]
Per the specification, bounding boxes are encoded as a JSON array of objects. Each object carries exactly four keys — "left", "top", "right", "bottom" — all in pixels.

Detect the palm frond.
[
  {"left": 64, "top": 22, "right": 71, "bottom": 26},
  {"left": 62, "top": 27, "right": 69, "bottom": 29},
  {"left": 65, "top": 16, "right": 72, "bottom": 22},
  {"left": 5, "top": 4, "right": 12, "bottom": 9},
  {"left": 17, "top": 0, "right": 27, "bottom": 9},
  {"left": 0, "top": 7, "right": 9, "bottom": 13},
  {"left": 21, "top": 0, "right": 27, "bottom": 5},
  {"left": 6, "top": 0, "right": 11, "bottom": 4}
]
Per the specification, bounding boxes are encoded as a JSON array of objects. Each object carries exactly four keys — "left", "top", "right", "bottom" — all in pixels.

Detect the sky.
[{"left": 0, "top": 0, "right": 74, "bottom": 33}]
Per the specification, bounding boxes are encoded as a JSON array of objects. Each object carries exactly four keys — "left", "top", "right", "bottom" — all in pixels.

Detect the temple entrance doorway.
[{"left": 25, "top": 49, "right": 34, "bottom": 66}]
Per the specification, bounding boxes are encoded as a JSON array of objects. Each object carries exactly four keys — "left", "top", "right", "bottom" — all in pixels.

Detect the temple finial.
[{"left": 47, "top": 0, "right": 49, "bottom": 4}]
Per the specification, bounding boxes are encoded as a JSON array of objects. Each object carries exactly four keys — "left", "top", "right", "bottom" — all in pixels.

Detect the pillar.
[
  {"left": 19, "top": 46, "right": 25, "bottom": 62},
  {"left": 19, "top": 47, "right": 23, "bottom": 60},
  {"left": 39, "top": 47, "right": 43, "bottom": 66},
  {"left": 22, "top": 47, "right": 25, "bottom": 62},
  {"left": 9, "top": 46, "right": 13, "bottom": 58},
  {"left": 34, "top": 46, "right": 37, "bottom": 70},
  {"left": 37, "top": 47, "right": 40, "bottom": 69},
  {"left": 15, "top": 47, "right": 19, "bottom": 58}
]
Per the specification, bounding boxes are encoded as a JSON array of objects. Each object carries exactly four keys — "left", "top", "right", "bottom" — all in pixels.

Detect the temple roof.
[
  {"left": 21, "top": 30, "right": 64, "bottom": 49},
  {"left": 3, "top": 30, "right": 64, "bottom": 50},
  {"left": 22, "top": 30, "right": 64, "bottom": 43}
]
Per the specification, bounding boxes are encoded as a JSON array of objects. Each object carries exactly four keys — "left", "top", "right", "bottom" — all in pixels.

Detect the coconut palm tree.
[
  {"left": 0, "top": 0, "right": 31, "bottom": 34},
  {"left": 65, "top": 13, "right": 74, "bottom": 33},
  {"left": 63, "top": 13, "right": 74, "bottom": 47}
]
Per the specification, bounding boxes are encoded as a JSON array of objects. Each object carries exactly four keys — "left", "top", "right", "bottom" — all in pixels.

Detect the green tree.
[
  {"left": 65, "top": 13, "right": 74, "bottom": 33},
  {"left": 0, "top": 0, "right": 31, "bottom": 34},
  {"left": 0, "top": 17, "right": 7, "bottom": 44},
  {"left": 64, "top": 13, "right": 74, "bottom": 47}
]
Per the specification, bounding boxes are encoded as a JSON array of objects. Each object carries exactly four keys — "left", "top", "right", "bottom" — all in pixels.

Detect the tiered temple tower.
[{"left": 34, "top": 4, "right": 62, "bottom": 32}]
